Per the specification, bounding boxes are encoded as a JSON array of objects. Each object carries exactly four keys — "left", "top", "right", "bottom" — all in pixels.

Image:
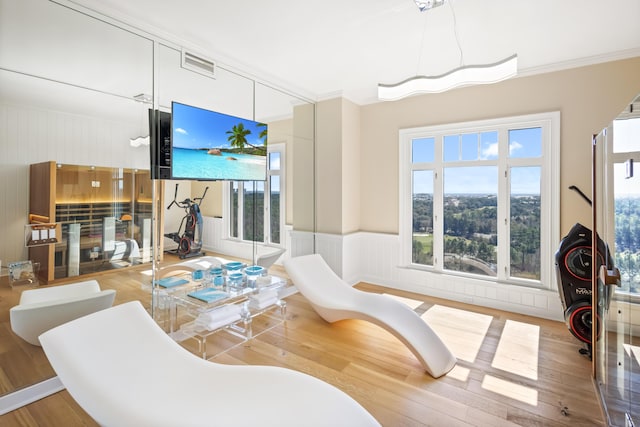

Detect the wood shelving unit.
[{"left": 29, "top": 161, "right": 153, "bottom": 283}]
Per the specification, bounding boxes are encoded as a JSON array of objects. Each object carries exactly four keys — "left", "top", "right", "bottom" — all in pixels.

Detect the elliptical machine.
[
  {"left": 555, "top": 186, "right": 615, "bottom": 358},
  {"left": 165, "top": 183, "right": 209, "bottom": 259}
]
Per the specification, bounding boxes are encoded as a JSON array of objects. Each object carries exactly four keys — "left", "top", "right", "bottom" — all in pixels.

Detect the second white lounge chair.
[
  {"left": 284, "top": 254, "right": 456, "bottom": 378},
  {"left": 10, "top": 279, "right": 115, "bottom": 346},
  {"left": 39, "top": 301, "right": 380, "bottom": 427}
]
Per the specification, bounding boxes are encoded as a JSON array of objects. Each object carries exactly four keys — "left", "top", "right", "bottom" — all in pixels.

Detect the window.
[
  {"left": 226, "top": 144, "right": 284, "bottom": 245},
  {"left": 400, "top": 112, "right": 559, "bottom": 288},
  {"left": 610, "top": 117, "right": 640, "bottom": 296}
]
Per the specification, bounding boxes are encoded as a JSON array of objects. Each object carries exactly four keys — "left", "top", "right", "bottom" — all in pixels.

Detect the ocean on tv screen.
[{"left": 172, "top": 147, "right": 266, "bottom": 181}]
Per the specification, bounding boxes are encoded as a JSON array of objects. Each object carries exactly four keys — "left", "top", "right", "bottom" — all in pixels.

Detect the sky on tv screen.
[
  {"left": 172, "top": 102, "right": 266, "bottom": 151},
  {"left": 171, "top": 102, "right": 267, "bottom": 181}
]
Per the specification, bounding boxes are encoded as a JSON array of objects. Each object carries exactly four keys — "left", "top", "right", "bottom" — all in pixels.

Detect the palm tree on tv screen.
[{"left": 226, "top": 122, "right": 267, "bottom": 154}]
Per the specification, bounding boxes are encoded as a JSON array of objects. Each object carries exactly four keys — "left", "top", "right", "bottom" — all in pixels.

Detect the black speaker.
[
  {"left": 149, "top": 109, "right": 172, "bottom": 180},
  {"left": 555, "top": 222, "right": 611, "bottom": 345}
]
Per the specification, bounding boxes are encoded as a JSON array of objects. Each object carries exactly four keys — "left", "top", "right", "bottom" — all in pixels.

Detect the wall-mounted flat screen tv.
[{"left": 171, "top": 101, "right": 267, "bottom": 181}]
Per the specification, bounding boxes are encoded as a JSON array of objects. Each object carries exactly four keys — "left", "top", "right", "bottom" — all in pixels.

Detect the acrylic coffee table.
[{"left": 167, "top": 275, "right": 290, "bottom": 359}]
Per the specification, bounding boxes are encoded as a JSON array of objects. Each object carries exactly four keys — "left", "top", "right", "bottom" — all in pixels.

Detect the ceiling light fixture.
[
  {"left": 378, "top": 1, "right": 517, "bottom": 101},
  {"left": 129, "top": 135, "right": 150, "bottom": 147},
  {"left": 414, "top": 0, "right": 446, "bottom": 12},
  {"left": 378, "top": 55, "right": 518, "bottom": 101},
  {"left": 133, "top": 93, "right": 152, "bottom": 104}
]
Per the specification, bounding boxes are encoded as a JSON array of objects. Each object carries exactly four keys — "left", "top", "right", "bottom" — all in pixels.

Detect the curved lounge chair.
[
  {"left": 283, "top": 254, "right": 456, "bottom": 378},
  {"left": 10, "top": 279, "right": 115, "bottom": 346},
  {"left": 158, "top": 255, "right": 228, "bottom": 278},
  {"left": 39, "top": 301, "right": 380, "bottom": 427},
  {"left": 256, "top": 247, "right": 287, "bottom": 271}
]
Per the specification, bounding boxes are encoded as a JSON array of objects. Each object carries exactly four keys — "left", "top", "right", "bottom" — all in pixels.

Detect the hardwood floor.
[{"left": 0, "top": 259, "right": 605, "bottom": 426}]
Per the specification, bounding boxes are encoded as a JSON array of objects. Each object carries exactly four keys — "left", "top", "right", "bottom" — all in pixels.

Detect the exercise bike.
[
  {"left": 165, "top": 183, "right": 209, "bottom": 259},
  {"left": 555, "top": 186, "right": 618, "bottom": 359}
]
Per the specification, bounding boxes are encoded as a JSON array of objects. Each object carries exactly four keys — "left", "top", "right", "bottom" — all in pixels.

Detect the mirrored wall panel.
[{"left": 594, "top": 95, "right": 640, "bottom": 427}]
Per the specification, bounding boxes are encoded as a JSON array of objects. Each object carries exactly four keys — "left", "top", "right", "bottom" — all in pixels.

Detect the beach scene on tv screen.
[{"left": 172, "top": 102, "right": 267, "bottom": 181}]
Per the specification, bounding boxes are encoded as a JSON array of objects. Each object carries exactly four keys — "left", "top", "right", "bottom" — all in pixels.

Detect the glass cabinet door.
[
  {"left": 55, "top": 164, "right": 152, "bottom": 278},
  {"left": 595, "top": 103, "right": 640, "bottom": 427}
]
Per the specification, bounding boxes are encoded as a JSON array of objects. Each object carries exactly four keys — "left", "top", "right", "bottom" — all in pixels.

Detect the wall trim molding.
[
  {"left": 201, "top": 220, "right": 566, "bottom": 321},
  {"left": 0, "top": 376, "right": 64, "bottom": 415},
  {"left": 338, "top": 230, "right": 565, "bottom": 321}
]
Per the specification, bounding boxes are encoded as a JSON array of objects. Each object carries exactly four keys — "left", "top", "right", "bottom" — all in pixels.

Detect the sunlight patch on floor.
[
  {"left": 446, "top": 364, "right": 471, "bottom": 382},
  {"left": 491, "top": 320, "right": 539, "bottom": 380},
  {"left": 481, "top": 374, "right": 538, "bottom": 406},
  {"left": 383, "top": 293, "right": 423, "bottom": 309},
  {"left": 421, "top": 305, "right": 493, "bottom": 363},
  {"left": 623, "top": 343, "right": 640, "bottom": 367}
]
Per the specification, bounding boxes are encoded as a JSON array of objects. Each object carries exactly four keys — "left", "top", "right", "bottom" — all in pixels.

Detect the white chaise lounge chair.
[
  {"left": 39, "top": 301, "right": 380, "bottom": 427},
  {"left": 10, "top": 279, "right": 115, "bottom": 346},
  {"left": 284, "top": 254, "right": 456, "bottom": 378},
  {"left": 256, "top": 247, "right": 287, "bottom": 271},
  {"left": 158, "top": 255, "right": 228, "bottom": 278}
]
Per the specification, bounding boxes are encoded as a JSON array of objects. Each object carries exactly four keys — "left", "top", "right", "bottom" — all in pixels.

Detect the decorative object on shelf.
[
  {"left": 8, "top": 260, "right": 37, "bottom": 287},
  {"left": 24, "top": 223, "right": 59, "bottom": 247},
  {"left": 378, "top": 1, "right": 517, "bottom": 101}
]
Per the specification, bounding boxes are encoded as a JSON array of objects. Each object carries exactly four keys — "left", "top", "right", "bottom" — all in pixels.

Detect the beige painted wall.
[
  {"left": 316, "top": 97, "right": 362, "bottom": 235},
  {"left": 356, "top": 57, "right": 640, "bottom": 236},
  {"left": 291, "top": 103, "right": 316, "bottom": 232},
  {"left": 341, "top": 98, "right": 361, "bottom": 234},
  {"left": 191, "top": 181, "right": 222, "bottom": 218},
  {"left": 316, "top": 98, "right": 342, "bottom": 234}
]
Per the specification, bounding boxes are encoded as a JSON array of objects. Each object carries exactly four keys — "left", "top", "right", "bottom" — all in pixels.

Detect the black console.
[{"left": 149, "top": 109, "right": 172, "bottom": 180}]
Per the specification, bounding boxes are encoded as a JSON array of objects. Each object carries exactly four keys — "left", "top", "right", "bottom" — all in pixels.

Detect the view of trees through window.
[
  {"left": 228, "top": 148, "right": 282, "bottom": 245},
  {"left": 612, "top": 117, "right": 640, "bottom": 295},
  {"left": 407, "top": 117, "right": 549, "bottom": 283},
  {"left": 615, "top": 196, "right": 640, "bottom": 294}
]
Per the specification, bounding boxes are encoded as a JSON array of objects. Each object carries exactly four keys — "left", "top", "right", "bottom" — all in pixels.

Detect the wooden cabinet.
[{"left": 29, "top": 161, "right": 153, "bottom": 283}]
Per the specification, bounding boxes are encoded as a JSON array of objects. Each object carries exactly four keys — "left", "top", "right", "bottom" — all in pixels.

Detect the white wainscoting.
[
  {"left": 324, "top": 231, "right": 566, "bottom": 321},
  {"left": 201, "top": 220, "right": 566, "bottom": 321},
  {"left": 0, "top": 102, "right": 149, "bottom": 267},
  {"left": 200, "top": 216, "right": 294, "bottom": 265}
]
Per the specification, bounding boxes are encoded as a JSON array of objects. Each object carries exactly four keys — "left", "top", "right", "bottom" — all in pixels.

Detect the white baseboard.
[{"left": 0, "top": 376, "right": 64, "bottom": 415}]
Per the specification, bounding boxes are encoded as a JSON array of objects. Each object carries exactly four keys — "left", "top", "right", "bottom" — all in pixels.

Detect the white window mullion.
[
  {"left": 237, "top": 182, "right": 245, "bottom": 241},
  {"left": 399, "top": 131, "right": 413, "bottom": 265},
  {"left": 433, "top": 134, "right": 444, "bottom": 271},
  {"left": 497, "top": 128, "right": 510, "bottom": 281}
]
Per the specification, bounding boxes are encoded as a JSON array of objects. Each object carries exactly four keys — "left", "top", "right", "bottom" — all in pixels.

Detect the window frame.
[
  {"left": 399, "top": 112, "right": 560, "bottom": 289},
  {"left": 223, "top": 143, "right": 285, "bottom": 246}
]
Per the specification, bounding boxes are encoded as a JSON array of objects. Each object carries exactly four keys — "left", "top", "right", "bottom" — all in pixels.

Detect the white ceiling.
[{"left": 68, "top": 0, "right": 640, "bottom": 105}]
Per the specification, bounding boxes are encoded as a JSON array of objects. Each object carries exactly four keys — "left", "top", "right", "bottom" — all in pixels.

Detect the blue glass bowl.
[
  {"left": 227, "top": 272, "right": 244, "bottom": 287},
  {"left": 244, "top": 265, "right": 265, "bottom": 277},
  {"left": 224, "top": 262, "right": 243, "bottom": 271}
]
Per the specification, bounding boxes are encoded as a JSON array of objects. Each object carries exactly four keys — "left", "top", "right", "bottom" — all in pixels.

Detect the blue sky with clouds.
[
  {"left": 172, "top": 102, "right": 265, "bottom": 150},
  {"left": 412, "top": 127, "right": 542, "bottom": 195}
]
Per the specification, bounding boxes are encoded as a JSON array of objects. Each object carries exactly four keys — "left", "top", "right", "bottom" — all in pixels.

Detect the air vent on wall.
[{"left": 181, "top": 50, "right": 216, "bottom": 78}]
